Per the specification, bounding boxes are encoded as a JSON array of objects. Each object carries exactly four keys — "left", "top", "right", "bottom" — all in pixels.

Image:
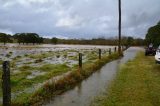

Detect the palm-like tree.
[{"left": 118, "top": 0, "right": 121, "bottom": 53}]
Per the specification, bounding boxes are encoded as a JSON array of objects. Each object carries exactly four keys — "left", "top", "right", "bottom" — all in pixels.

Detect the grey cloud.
[{"left": 0, "top": 0, "right": 160, "bottom": 38}]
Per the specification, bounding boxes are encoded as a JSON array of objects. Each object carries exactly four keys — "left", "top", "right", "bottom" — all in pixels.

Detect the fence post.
[
  {"left": 114, "top": 47, "right": 117, "bottom": 52},
  {"left": 99, "top": 49, "right": 101, "bottom": 59},
  {"left": 2, "top": 61, "right": 11, "bottom": 106},
  {"left": 79, "top": 53, "right": 82, "bottom": 70},
  {"left": 109, "top": 48, "right": 111, "bottom": 55}
]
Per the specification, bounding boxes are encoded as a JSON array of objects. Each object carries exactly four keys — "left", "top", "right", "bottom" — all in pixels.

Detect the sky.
[{"left": 0, "top": 0, "right": 160, "bottom": 39}]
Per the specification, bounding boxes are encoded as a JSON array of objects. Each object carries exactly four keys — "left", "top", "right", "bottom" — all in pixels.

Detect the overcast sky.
[{"left": 0, "top": 0, "right": 160, "bottom": 39}]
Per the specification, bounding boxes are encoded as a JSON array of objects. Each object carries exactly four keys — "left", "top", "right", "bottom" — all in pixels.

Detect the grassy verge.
[
  {"left": 11, "top": 52, "right": 122, "bottom": 106},
  {"left": 91, "top": 52, "right": 160, "bottom": 106}
]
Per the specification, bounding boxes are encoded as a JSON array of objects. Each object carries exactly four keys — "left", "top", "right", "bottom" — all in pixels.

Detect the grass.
[
  {"left": 0, "top": 49, "right": 121, "bottom": 106},
  {"left": 28, "top": 51, "right": 54, "bottom": 59},
  {"left": 5, "top": 63, "right": 71, "bottom": 105},
  {"left": 0, "top": 63, "right": 72, "bottom": 105},
  {"left": 18, "top": 65, "right": 34, "bottom": 71},
  {"left": 91, "top": 52, "right": 160, "bottom": 106},
  {"left": 38, "top": 64, "right": 71, "bottom": 79},
  {"left": 0, "top": 51, "right": 121, "bottom": 106},
  {"left": 16, "top": 64, "right": 70, "bottom": 85},
  {"left": 9, "top": 64, "right": 71, "bottom": 106},
  {"left": 23, "top": 52, "right": 122, "bottom": 106}
]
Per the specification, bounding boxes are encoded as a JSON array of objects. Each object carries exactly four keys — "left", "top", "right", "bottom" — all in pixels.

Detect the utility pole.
[{"left": 118, "top": 0, "right": 121, "bottom": 54}]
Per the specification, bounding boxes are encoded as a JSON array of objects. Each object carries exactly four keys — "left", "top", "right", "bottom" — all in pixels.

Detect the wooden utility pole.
[{"left": 118, "top": 0, "right": 121, "bottom": 54}]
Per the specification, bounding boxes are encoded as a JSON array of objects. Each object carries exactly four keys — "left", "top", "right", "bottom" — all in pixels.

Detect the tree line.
[
  {"left": 50, "top": 36, "right": 145, "bottom": 46},
  {"left": 0, "top": 32, "right": 145, "bottom": 46},
  {"left": 14, "top": 33, "right": 43, "bottom": 45},
  {"left": 0, "top": 33, "right": 43, "bottom": 45},
  {"left": 0, "top": 33, "right": 12, "bottom": 45}
]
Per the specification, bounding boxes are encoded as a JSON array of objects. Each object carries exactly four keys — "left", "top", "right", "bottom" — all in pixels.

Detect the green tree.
[
  {"left": 158, "top": 21, "right": 160, "bottom": 25},
  {"left": 37, "top": 37, "right": 44, "bottom": 44},
  {"left": 13, "top": 33, "right": 42, "bottom": 44},
  {"left": 145, "top": 21, "right": 160, "bottom": 47},
  {"left": 0, "top": 33, "right": 11, "bottom": 45},
  {"left": 126, "top": 37, "right": 134, "bottom": 46},
  {"left": 51, "top": 37, "right": 58, "bottom": 44},
  {"left": 27, "top": 33, "right": 39, "bottom": 44},
  {"left": 14, "top": 33, "right": 26, "bottom": 44}
]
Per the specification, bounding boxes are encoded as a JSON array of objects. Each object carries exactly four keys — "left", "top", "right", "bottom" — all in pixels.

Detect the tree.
[
  {"left": 158, "top": 21, "right": 160, "bottom": 25},
  {"left": 37, "top": 37, "right": 44, "bottom": 44},
  {"left": 133, "top": 38, "right": 144, "bottom": 46},
  {"left": 13, "top": 33, "right": 25, "bottom": 44},
  {"left": 27, "top": 33, "right": 39, "bottom": 44},
  {"left": 51, "top": 37, "right": 58, "bottom": 44},
  {"left": 126, "top": 37, "right": 134, "bottom": 46},
  {"left": 145, "top": 22, "right": 160, "bottom": 47},
  {"left": 13, "top": 33, "right": 42, "bottom": 44},
  {"left": 121, "top": 36, "right": 133, "bottom": 47},
  {"left": 0, "top": 33, "right": 11, "bottom": 45}
]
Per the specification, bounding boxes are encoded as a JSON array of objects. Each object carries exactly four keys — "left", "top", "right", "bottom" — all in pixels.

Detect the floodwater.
[
  {"left": 0, "top": 44, "right": 117, "bottom": 103},
  {"left": 0, "top": 44, "right": 115, "bottom": 70},
  {"left": 0, "top": 43, "right": 116, "bottom": 49},
  {"left": 0, "top": 44, "right": 115, "bottom": 62},
  {"left": 44, "top": 47, "right": 143, "bottom": 106}
]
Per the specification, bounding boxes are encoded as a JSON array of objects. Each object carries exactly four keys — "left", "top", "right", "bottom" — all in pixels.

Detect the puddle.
[{"left": 43, "top": 47, "right": 143, "bottom": 106}]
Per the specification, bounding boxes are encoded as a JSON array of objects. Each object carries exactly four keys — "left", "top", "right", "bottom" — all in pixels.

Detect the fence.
[{"left": 1, "top": 47, "right": 120, "bottom": 105}]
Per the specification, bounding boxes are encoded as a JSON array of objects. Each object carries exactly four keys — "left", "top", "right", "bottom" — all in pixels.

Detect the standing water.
[{"left": 44, "top": 47, "right": 143, "bottom": 106}]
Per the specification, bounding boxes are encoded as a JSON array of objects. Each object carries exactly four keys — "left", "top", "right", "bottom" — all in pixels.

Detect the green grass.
[
  {"left": 0, "top": 49, "right": 121, "bottom": 106},
  {"left": 28, "top": 52, "right": 54, "bottom": 59},
  {"left": 92, "top": 52, "right": 160, "bottom": 106},
  {"left": 18, "top": 65, "right": 34, "bottom": 71},
  {"left": 38, "top": 64, "right": 71, "bottom": 79},
  {"left": 6, "top": 63, "right": 71, "bottom": 105},
  {"left": 8, "top": 64, "right": 72, "bottom": 106},
  {"left": 0, "top": 63, "right": 72, "bottom": 104},
  {"left": 25, "top": 52, "right": 121, "bottom": 106}
]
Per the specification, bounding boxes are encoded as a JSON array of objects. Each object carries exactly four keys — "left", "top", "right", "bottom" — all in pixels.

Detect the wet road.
[{"left": 44, "top": 47, "right": 143, "bottom": 106}]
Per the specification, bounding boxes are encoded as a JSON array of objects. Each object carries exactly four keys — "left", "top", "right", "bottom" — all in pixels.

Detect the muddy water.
[{"left": 43, "top": 47, "right": 143, "bottom": 106}]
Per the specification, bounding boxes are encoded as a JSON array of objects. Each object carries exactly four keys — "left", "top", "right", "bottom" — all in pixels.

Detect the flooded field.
[{"left": 0, "top": 44, "right": 116, "bottom": 104}]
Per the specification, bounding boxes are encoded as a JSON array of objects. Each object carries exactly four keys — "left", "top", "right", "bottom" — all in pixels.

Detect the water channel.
[{"left": 44, "top": 47, "right": 143, "bottom": 106}]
